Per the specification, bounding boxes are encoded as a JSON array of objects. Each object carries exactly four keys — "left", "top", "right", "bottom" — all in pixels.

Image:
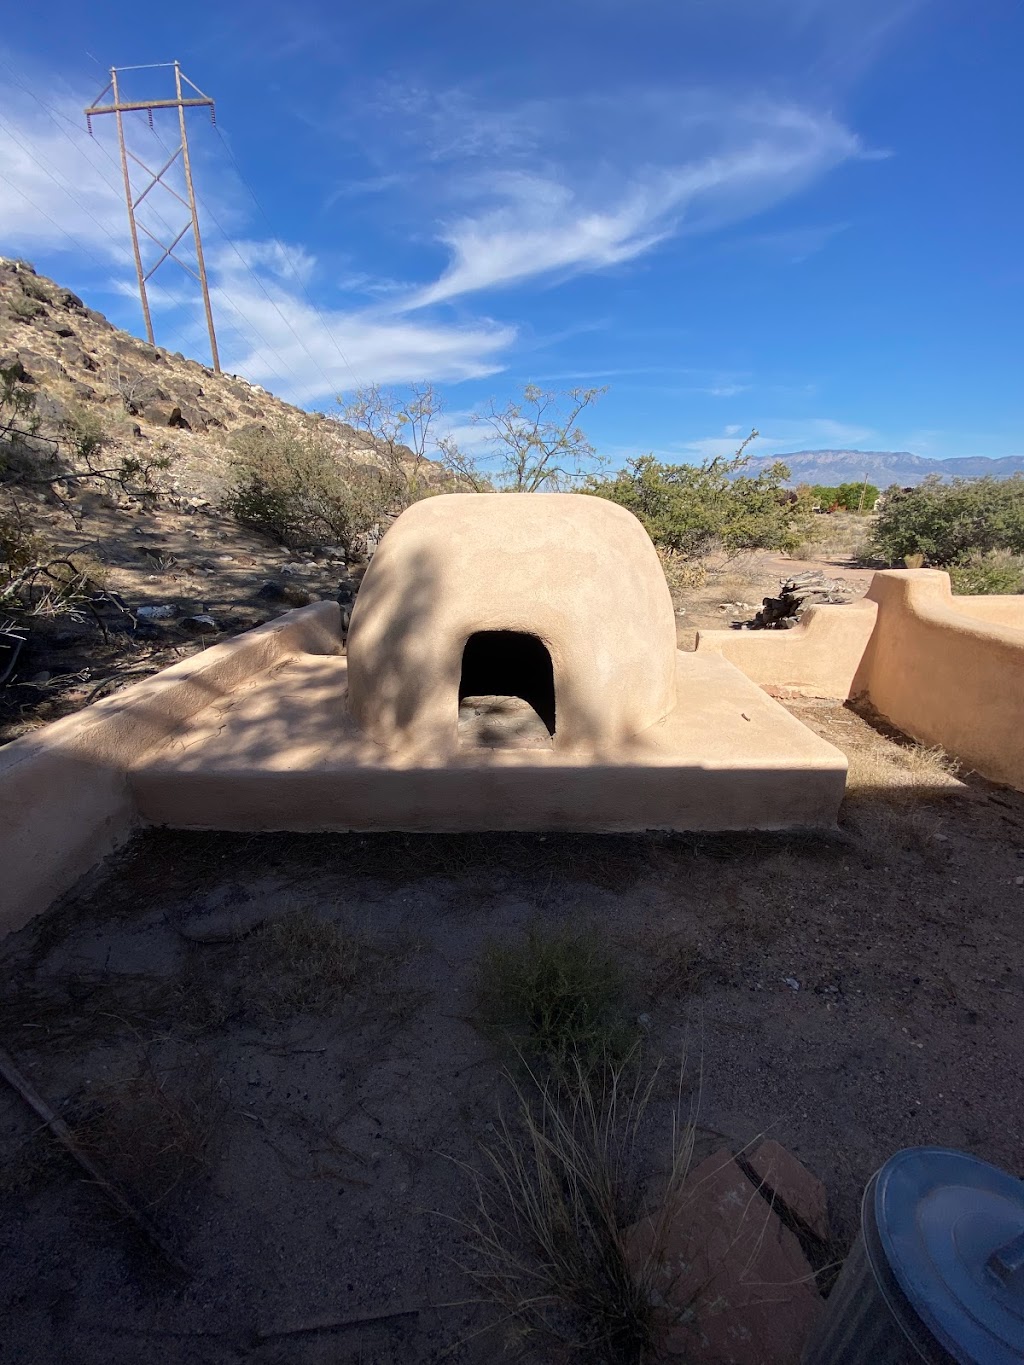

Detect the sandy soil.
[{"left": 1, "top": 703, "right": 1023, "bottom": 1364}]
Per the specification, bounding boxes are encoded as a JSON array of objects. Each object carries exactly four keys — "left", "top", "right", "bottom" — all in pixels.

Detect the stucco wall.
[
  {"left": 949, "top": 594, "right": 1024, "bottom": 630},
  {"left": 699, "top": 570, "right": 1024, "bottom": 790},
  {"left": 856, "top": 570, "right": 1024, "bottom": 789},
  {"left": 346, "top": 493, "right": 678, "bottom": 758},
  {"left": 0, "top": 602, "right": 341, "bottom": 936},
  {"left": 696, "top": 600, "right": 879, "bottom": 698}
]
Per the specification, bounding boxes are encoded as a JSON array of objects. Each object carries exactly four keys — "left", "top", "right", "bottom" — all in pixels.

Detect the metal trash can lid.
[{"left": 871, "top": 1147, "right": 1024, "bottom": 1364}]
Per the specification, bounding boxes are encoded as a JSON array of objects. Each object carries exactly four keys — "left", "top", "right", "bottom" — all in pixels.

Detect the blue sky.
[{"left": 1, "top": 0, "right": 1021, "bottom": 464}]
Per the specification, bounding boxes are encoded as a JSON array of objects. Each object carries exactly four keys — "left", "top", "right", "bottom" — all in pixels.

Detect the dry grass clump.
[
  {"left": 0, "top": 911, "right": 368, "bottom": 1056},
  {"left": 657, "top": 548, "right": 707, "bottom": 592},
  {"left": 236, "top": 909, "right": 363, "bottom": 1022},
  {"left": 477, "top": 926, "right": 639, "bottom": 1074},
  {"left": 844, "top": 737, "right": 962, "bottom": 804},
  {"left": 73, "top": 1053, "right": 222, "bottom": 1209},
  {"left": 458, "top": 1055, "right": 695, "bottom": 1364},
  {"left": 170, "top": 908, "right": 368, "bottom": 1030}
]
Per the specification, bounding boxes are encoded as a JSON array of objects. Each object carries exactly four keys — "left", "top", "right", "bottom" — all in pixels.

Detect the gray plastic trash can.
[{"left": 802, "top": 1147, "right": 1024, "bottom": 1364}]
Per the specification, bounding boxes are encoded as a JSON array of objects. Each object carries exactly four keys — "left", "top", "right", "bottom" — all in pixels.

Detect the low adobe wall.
[
  {"left": 695, "top": 600, "right": 878, "bottom": 698},
  {"left": 698, "top": 570, "right": 1024, "bottom": 790},
  {"left": 0, "top": 602, "right": 341, "bottom": 937},
  {"left": 856, "top": 570, "right": 1024, "bottom": 789}
]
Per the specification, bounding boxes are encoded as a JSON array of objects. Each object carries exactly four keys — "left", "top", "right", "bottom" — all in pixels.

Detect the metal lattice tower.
[{"left": 85, "top": 62, "right": 221, "bottom": 371}]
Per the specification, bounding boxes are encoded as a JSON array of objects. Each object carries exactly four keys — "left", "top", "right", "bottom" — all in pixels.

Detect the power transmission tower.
[{"left": 84, "top": 61, "right": 221, "bottom": 372}]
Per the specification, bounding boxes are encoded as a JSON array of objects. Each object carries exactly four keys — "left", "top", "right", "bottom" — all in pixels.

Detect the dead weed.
[{"left": 72, "top": 1051, "right": 222, "bottom": 1209}]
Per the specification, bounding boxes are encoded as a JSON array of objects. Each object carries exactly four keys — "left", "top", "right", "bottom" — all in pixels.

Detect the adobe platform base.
[{"left": 132, "top": 653, "right": 846, "bottom": 833}]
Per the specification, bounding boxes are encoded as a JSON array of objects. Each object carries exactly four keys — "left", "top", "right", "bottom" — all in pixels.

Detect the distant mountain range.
[{"left": 741, "top": 449, "right": 1024, "bottom": 488}]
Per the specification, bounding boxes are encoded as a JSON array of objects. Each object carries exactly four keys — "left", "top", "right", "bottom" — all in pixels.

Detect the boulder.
[
  {"left": 135, "top": 604, "right": 180, "bottom": 623},
  {"left": 180, "top": 614, "right": 219, "bottom": 635},
  {"left": 55, "top": 288, "right": 85, "bottom": 312},
  {"left": 256, "top": 581, "right": 312, "bottom": 608},
  {"left": 14, "top": 350, "right": 68, "bottom": 385},
  {"left": 32, "top": 393, "right": 71, "bottom": 428},
  {"left": 57, "top": 339, "right": 97, "bottom": 371},
  {"left": 178, "top": 402, "right": 217, "bottom": 432},
  {"left": 0, "top": 355, "right": 27, "bottom": 381}
]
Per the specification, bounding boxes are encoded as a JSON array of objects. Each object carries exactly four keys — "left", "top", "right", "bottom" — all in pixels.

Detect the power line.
[
  {"left": 7, "top": 61, "right": 358, "bottom": 403},
  {"left": 145, "top": 119, "right": 341, "bottom": 398},
  {"left": 0, "top": 108, "right": 211, "bottom": 364},
  {"left": 214, "top": 124, "right": 365, "bottom": 392},
  {"left": 0, "top": 62, "right": 196, "bottom": 264}
]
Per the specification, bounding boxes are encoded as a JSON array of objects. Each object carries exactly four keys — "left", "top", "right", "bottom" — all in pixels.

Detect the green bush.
[
  {"left": 0, "top": 363, "right": 38, "bottom": 448},
  {"left": 226, "top": 422, "right": 396, "bottom": 557},
  {"left": 476, "top": 926, "right": 638, "bottom": 1074},
  {"left": 584, "top": 446, "right": 809, "bottom": 559},
  {"left": 871, "top": 475, "right": 1024, "bottom": 566},
  {"left": 811, "top": 481, "right": 879, "bottom": 513},
  {"left": 61, "top": 406, "right": 105, "bottom": 463},
  {"left": 948, "top": 550, "right": 1024, "bottom": 595},
  {"left": 8, "top": 293, "right": 42, "bottom": 322}
]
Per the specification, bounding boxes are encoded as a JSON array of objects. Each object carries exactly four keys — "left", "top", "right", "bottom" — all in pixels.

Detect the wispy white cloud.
[
  {"left": 0, "top": 94, "right": 127, "bottom": 262},
  {"left": 706, "top": 384, "right": 749, "bottom": 398},
  {"left": 211, "top": 238, "right": 318, "bottom": 287},
  {"left": 0, "top": 78, "right": 518, "bottom": 399},
  {"left": 209, "top": 278, "right": 514, "bottom": 400},
  {"left": 391, "top": 92, "right": 871, "bottom": 307},
  {"left": 0, "top": 59, "right": 881, "bottom": 406}
]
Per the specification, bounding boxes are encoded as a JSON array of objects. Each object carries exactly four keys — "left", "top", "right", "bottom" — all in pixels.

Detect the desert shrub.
[
  {"left": 458, "top": 1055, "right": 695, "bottom": 1363},
  {"left": 61, "top": 405, "right": 106, "bottom": 463},
  {"left": 477, "top": 926, "right": 638, "bottom": 1074},
  {"left": 19, "top": 274, "right": 51, "bottom": 303},
  {"left": 810, "top": 482, "right": 879, "bottom": 512},
  {"left": 657, "top": 547, "right": 707, "bottom": 591},
  {"left": 0, "top": 363, "right": 38, "bottom": 448},
  {"left": 0, "top": 506, "right": 46, "bottom": 582},
  {"left": 948, "top": 550, "right": 1024, "bottom": 595},
  {"left": 8, "top": 292, "right": 43, "bottom": 321},
  {"left": 227, "top": 421, "right": 396, "bottom": 557},
  {"left": 871, "top": 475, "right": 1024, "bottom": 566},
  {"left": 585, "top": 442, "right": 809, "bottom": 562},
  {"left": 106, "top": 362, "right": 156, "bottom": 416}
]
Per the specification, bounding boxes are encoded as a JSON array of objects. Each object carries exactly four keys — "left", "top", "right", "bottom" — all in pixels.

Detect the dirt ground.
[
  {"left": 0, "top": 492, "right": 355, "bottom": 745},
  {"left": 671, "top": 526, "right": 877, "bottom": 647},
  {"left": 2, "top": 700, "right": 1023, "bottom": 1364}
]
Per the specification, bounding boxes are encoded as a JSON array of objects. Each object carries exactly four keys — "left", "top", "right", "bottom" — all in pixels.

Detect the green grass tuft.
[{"left": 477, "top": 925, "right": 638, "bottom": 1073}]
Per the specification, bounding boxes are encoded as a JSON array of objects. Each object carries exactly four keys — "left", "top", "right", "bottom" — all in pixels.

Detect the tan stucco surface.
[
  {"left": 1, "top": 493, "right": 854, "bottom": 934},
  {"left": 697, "top": 568, "right": 1024, "bottom": 791},
  {"left": 132, "top": 650, "right": 847, "bottom": 834},
  {"left": 347, "top": 493, "right": 679, "bottom": 757},
  {"left": 856, "top": 570, "right": 1024, "bottom": 789},
  {"left": 0, "top": 603, "right": 341, "bottom": 935},
  {"left": 696, "top": 600, "right": 879, "bottom": 698}
]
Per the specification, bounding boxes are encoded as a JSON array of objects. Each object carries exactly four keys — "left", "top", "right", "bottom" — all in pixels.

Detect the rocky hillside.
[
  {"left": 745, "top": 448, "right": 1024, "bottom": 488},
  {"left": 0, "top": 257, "right": 390, "bottom": 744}
]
